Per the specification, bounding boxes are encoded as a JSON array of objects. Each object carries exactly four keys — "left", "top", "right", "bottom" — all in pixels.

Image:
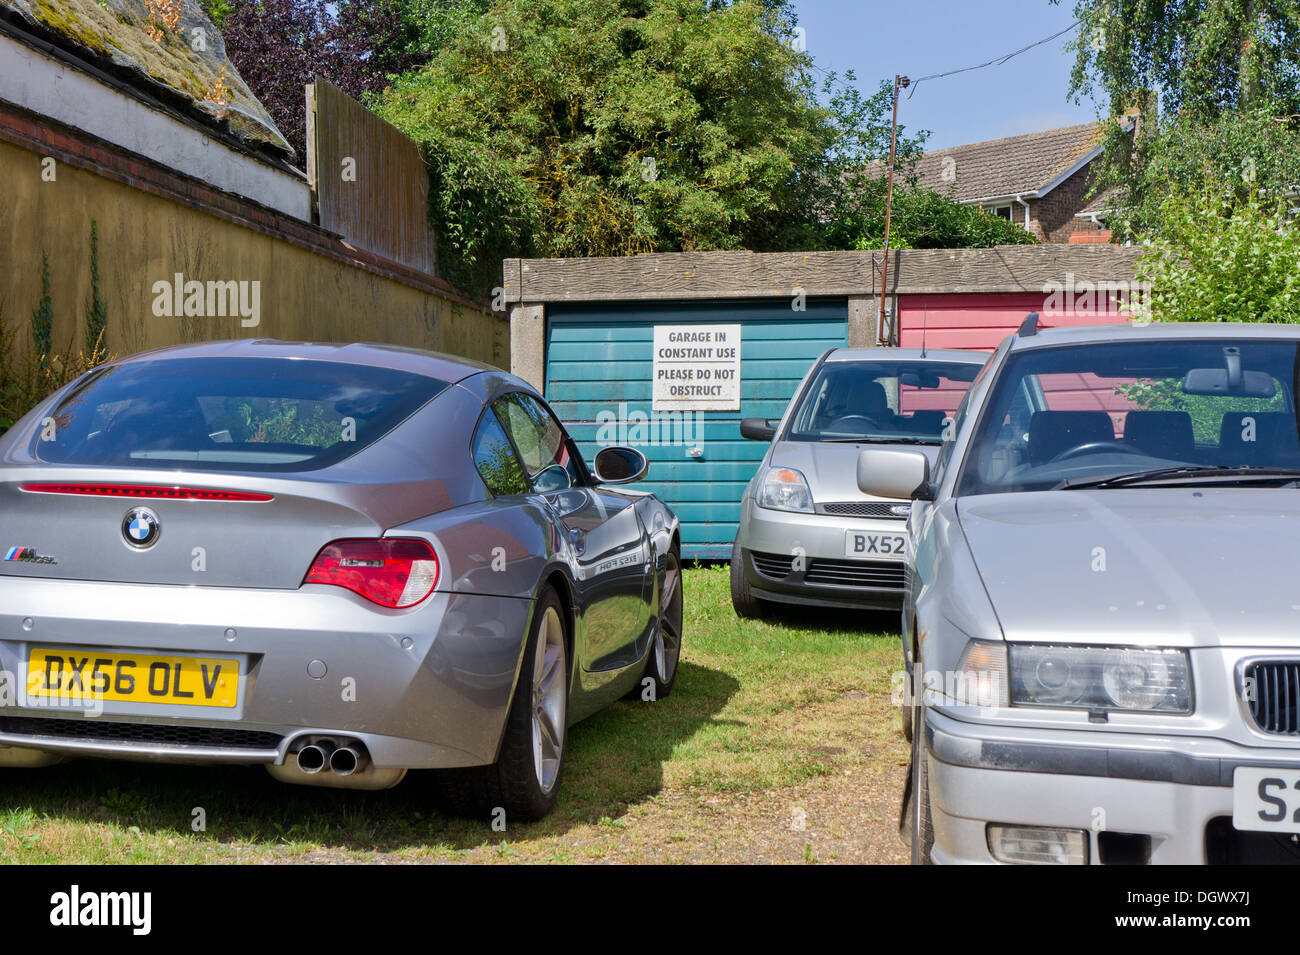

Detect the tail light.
[{"left": 304, "top": 539, "right": 439, "bottom": 609}]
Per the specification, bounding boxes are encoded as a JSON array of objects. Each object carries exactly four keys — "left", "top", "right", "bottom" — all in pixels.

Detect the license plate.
[
  {"left": 1232, "top": 767, "right": 1300, "bottom": 833},
  {"left": 845, "top": 530, "right": 907, "bottom": 559},
  {"left": 26, "top": 648, "right": 239, "bottom": 708}
]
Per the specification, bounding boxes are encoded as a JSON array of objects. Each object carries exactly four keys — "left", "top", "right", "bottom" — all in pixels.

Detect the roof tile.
[{"left": 892, "top": 122, "right": 1105, "bottom": 203}]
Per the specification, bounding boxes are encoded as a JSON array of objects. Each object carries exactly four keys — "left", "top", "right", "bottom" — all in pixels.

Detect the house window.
[{"left": 991, "top": 205, "right": 1013, "bottom": 220}]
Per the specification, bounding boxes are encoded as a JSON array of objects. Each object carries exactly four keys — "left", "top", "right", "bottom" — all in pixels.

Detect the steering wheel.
[
  {"left": 827, "top": 414, "right": 880, "bottom": 431},
  {"left": 1051, "top": 440, "right": 1147, "bottom": 462}
]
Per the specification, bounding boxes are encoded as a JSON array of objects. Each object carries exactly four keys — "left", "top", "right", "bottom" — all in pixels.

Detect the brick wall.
[{"left": 1026, "top": 161, "right": 1102, "bottom": 243}]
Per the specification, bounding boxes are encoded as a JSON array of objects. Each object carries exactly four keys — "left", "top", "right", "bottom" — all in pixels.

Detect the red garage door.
[
  {"left": 898, "top": 292, "right": 1134, "bottom": 427},
  {"left": 898, "top": 293, "right": 1129, "bottom": 353}
]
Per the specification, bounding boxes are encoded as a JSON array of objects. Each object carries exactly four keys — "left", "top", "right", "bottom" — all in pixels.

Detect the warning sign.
[{"left": 652, "top": 324, "right": 742, "bottom": 411}]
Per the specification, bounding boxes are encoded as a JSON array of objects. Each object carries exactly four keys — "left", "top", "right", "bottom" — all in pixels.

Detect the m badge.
[{"left": 3, "top": 546, "right": 57, "bottom": 565}]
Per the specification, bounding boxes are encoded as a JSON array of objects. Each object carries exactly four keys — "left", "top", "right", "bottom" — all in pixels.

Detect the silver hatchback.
[{"left": 730, "top": 347, "right": 986, "bottom": 617}]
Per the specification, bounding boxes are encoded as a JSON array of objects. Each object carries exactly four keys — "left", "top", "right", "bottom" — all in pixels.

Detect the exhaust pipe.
[
  {"left": 268, "top": 737, "right": 404, "bottom": 790},
  {"left": 329, "top": 745, "right": 364, "bottom": 776},
  {"left": 296, "top": 742, "right": 331, "bottom": 775}
]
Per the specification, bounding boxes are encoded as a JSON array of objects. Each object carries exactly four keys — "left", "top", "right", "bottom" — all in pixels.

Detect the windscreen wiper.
[
  {"left": 823, "top": 436, "right": 938, "bottom": 445},
  {"left": 1058, "top": 465, "right": 1300, "bottom": 490}
]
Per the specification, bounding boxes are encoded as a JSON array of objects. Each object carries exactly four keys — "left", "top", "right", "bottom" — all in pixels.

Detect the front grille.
[
  {"left": 804, "top": 559, "right": 906, "bottom": 589},
  {"left": 0, "top": 716, "right": 282, "bottom": 750},
  {"left": 1243, "top": 662, "right": 1300, "bottom": 734},
  {"left": 751, "top": 552, "right": 795, "bottom": 579},
  {"left": 751, "top": 551, "right": 907, "bottom": 589},
  {"left": 818, "top": 501, "right": 910, "bottom": 519}
]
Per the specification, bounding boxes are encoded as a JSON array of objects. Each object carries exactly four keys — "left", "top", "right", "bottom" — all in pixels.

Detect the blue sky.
[{"left": 791, "top": 0, "right": 1102, "bottom": 150}]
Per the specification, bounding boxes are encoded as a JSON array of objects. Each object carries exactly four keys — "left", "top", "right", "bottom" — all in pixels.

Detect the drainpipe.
[{"left": 1015, "top": 194, "right": 1032, "bottom": 233}]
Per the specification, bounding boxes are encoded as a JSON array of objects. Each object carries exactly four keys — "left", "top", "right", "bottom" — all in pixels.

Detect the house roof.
[
  {"left": 898, "top": 121, "right": 1106, "bottom": 204},
  {"left": 0, "top": 0, "right": 292, "bottom": 160}
]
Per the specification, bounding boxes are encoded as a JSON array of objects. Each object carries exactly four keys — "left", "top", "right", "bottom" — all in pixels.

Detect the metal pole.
[{"left": 878, "top": 74, "right": 909, "bottom": 346}]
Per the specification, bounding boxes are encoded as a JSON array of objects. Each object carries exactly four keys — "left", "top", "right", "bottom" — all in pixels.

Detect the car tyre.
[
  {"left": 436, "top": 587, "right": 569, "bottom": 822},
  {"left": 729, "top": 538, "right": 768, "bottom": 619},
  {"left": 910, "top": 705, "right": 935, "bottom": 865},
  {"left": 643, "top": 547, "right": 683, "bottom": 700}
]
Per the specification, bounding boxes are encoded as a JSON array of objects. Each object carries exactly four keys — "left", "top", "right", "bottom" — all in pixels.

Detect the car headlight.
[
  {"left": 756, "top": 467, "right": 814, "bottom": 513},
  {"left": 1009, "top": 645, "right": 1191, "bottom": 713}
]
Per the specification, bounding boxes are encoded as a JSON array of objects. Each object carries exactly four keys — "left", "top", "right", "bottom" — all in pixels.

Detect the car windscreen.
[
  {"left": 784, "top": 360, "right": 981, "bottom": 443},
  {"left": 956, "top": 339, "right": 1300, "bottom": 495},
  {"left": 33, "top": 357, "right": 449, "bottom": 472}
]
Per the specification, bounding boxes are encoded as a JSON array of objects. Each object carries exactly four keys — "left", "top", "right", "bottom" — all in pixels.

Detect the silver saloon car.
[
  {"left": 862, "top": 319, "right": 1300, "bottom": 864},
  {"left": 0, "top": 340, "right": 681, "bottom": 821},
  {"left": 730, "top": 347, "right": 985, "bottom": 617}
]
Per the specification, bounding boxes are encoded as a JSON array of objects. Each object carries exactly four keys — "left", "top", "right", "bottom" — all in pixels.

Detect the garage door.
[
  {"left": 898, "top": 292, "right": 1135, "bottom": 423},
  {"left": 898, "top": 293, "right": 1129, "bottom": 352},
  {"left": 546, "top": 300, "right": 848, "bottom": 559}
]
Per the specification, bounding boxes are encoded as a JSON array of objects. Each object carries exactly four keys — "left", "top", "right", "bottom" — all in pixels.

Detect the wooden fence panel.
[{"left": 307, "top": 77, "right": 437, "bottom": 276}]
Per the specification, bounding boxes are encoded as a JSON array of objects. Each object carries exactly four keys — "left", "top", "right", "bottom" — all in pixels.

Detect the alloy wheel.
[
  {"left": 654, "top": 551, "right": 683, "bottom": 684},
  {"left": 530, "top": 605, "right": 567, "bottom": 794}
]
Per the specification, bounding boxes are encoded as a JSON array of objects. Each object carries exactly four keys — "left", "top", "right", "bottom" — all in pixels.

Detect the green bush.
[{"left": 1133, "top": 182, "right": 1300, "bottom": 324}]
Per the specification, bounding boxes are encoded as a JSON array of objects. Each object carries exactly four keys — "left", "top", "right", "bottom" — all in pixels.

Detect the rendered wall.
[{"left": 0, "top": 121, "right": 506, "bottom": 368}]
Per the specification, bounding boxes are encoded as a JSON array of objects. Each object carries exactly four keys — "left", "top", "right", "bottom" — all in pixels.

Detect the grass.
[{"left": 0, "top": 566, "right": 903, "bottom": 863}]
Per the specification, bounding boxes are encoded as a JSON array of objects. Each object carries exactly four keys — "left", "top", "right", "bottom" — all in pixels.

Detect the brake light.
[
  {"left": 19, "top": 483, "right": 272, "bottom": 502},
  {"left": 304, "top": 539, "right": 440, "bottom": 609}
]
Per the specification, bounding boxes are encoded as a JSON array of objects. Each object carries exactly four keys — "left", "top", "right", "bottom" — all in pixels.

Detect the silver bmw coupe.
[
  {"left": 0, "top": 340, "right": 681, "bottom": 820},
  {"left": 862, "top": 319, "right": 1300, "bottom": 864}
]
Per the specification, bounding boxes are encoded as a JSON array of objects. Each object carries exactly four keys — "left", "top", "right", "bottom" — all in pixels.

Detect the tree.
[
  {"left": 1058, "top": 0, "right": 1300, "bottom": 118},
  {"left": 829, "top": 180, "right": 1038, "bottom": 251},
  {"left": 215, "top": 0, "right": 428, "bottom": 161},
  {"left": 1104, "top": 107, "right": 1300, "bottom": 240},
  {"left": 1055, "top": 1, "right": 1300, "bottom": 241},
  {"left": 1132, "top": 181, "right": 1300, "bottom": 324},
  {"left": 376, "top": 0, "right": 945, "bottom": 293}
]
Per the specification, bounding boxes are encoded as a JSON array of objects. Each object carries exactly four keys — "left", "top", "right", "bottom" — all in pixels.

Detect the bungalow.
[{"left": 901, "top": 119, "right": 1132, "bottom": 244}]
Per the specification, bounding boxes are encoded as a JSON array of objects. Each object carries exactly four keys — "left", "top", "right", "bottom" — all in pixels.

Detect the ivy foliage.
[
  {"left": 84, "top": 221, "right": 108, "bottom": 365},
  {"left": 31, "top": 253, "right": 53, "bottom": 373}
]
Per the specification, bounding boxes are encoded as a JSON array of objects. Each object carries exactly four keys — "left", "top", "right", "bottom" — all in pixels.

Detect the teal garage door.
[{"left": 545, "top": 299, "right": 849, "bottom": 559}]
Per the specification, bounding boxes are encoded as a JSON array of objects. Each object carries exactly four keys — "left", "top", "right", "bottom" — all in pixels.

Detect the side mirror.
[
  {"left": 534, "top": 463, "right": 573, "bottom": 493},
  {"left": 740, "top": 417, "right": 778, "bottom": 441},
  {"left": 857, "top": 448, "right": 933, "bottom": 501},
  {"left": 593, "top": 446, "right": 649, "bottom": 484}
]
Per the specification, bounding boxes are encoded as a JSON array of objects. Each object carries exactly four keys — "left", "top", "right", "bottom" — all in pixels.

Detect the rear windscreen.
[{"left": 33, "top": 357, "right": 449, "bottom": 472}]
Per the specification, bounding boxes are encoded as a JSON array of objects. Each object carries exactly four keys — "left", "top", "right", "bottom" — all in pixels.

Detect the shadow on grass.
[
  {"left": 762, "top": 602, "right": 902, "bottom": 637},
  {"left": 0, "top": 659, "right": 739, "bottom": 856}
]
